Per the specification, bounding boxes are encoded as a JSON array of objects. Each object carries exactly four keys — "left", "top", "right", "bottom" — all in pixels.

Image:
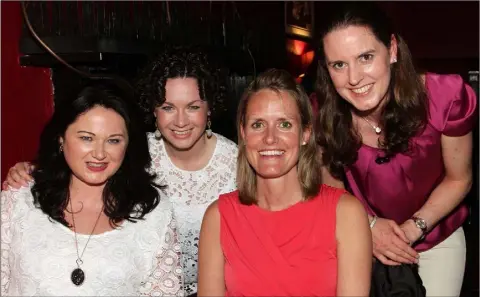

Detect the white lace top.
[
  {"left": 0, "top": 185, "right": 184, "bottom": 296},
  {"left": 148, "top": 132, "right": 238, "bottom": 294}
]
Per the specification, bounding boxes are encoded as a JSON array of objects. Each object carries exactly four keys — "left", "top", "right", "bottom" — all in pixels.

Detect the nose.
[
  {"left": 263, "top": 125, "right": 278, "bottom": 145},
  {"left": 348, "top": 64, "right": 363, "bottom": 86},
  {"left": 92, "top": 142, "right": 106, "bottom": 160},
  {"left": 174, "top": 109, "right": 189, "bottom": 128}
]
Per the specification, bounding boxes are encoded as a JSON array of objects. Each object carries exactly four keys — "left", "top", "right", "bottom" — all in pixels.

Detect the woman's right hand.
[
  {"left": 2, "top": 162, "right": 34, "bottom": 190},
  {"left": 371, "top": 217, "right": 420, "bottom": 266}
]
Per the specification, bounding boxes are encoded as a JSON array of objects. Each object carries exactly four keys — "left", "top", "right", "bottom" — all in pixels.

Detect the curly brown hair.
[
  {"left": 315, "top": 2, "right": 429, "bottom": 179},
  {"left": 134, "top": 46, "right": 227, "bottom": 127}
]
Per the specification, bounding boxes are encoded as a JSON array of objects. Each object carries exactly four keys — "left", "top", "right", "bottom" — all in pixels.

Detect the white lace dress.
[
  {"left": 0, "top": 185, "right": 184, "bottom": 296},
  {"left": 148, "top": 132, "right": 238, "bottom": 294}
]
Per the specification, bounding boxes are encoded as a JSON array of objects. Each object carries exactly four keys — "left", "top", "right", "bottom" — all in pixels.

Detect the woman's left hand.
[{"left": 399, "top": 219, "right": 423, "bottom": 245}]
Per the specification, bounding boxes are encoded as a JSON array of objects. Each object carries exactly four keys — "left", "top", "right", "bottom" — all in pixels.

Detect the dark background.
[{"left": 2, "top": 2, "right": 478, "bottom": 295}]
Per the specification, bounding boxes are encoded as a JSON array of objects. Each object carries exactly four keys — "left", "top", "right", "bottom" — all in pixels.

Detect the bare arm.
[
  {"left": 197, "top": 200, "right": 225, "bottom": 296},
  {"left": 401, "top": 132, "right": 473, "bottom": 242},
  {"left": 336, "top": 193, "right": 372, "bottom": 296}
]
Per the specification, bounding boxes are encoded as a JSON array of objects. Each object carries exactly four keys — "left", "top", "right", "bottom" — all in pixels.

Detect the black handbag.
[{"left": 370, "top": 261, "right": 426, "bottom": 297}]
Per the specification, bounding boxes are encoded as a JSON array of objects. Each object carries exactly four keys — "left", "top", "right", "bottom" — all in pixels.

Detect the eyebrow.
[
  {"left": 163, "top": 99, "right": 203, "bottom": 106},
  {"left": 247, "top": 116, "right": 296, "bottom": 122},
  {"left": 77, "top": 131, "right": 126, "bottom": 138},
  {"left": 327, "top": 49, "right": 376, "bottom": 65}
]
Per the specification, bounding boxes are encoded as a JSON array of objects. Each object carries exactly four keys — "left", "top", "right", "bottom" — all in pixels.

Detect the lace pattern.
[
  {"left": 148, "top": 132, "right": 238, "bottom": 294},
  {"left": 0, "top": 186, "right": 183, "bottom": 296}
]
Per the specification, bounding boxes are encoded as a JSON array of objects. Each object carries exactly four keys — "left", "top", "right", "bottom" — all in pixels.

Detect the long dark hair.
[
  {"left": 135, "top": 46, "right": 227, "bottom": 127},
  {"left": 31, "top": 80, "right": 162, "bottom": 227},
  {"left": 315, "top": 2, "right": 428, "bottom": 178}
]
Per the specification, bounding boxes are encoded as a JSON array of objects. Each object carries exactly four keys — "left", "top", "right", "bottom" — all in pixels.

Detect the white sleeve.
[
  {"left": 138, "top": 213, "right": 184, "bottom": 296},
  {"left": 1, "top": 189, "right": 17, "bottom": 296}
]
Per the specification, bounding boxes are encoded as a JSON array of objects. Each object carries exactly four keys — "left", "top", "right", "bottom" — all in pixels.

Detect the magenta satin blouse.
[{"left": 346, "top": 73, "right": 478, "bottom": 252}]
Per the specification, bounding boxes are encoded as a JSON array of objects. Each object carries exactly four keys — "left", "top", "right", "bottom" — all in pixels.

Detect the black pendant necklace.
[
  {"left": 69, "top": 199, "right": 104, "bottom": 286},
  {"left": 71, "top": 267, "right": 85, "bottom": 286}
]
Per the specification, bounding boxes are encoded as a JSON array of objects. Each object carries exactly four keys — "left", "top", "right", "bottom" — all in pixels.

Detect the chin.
[
  {"left": 349, "top": 98, "right": 382, "bottom": 113},
  {"left": 82, "top": 179, "right": 109, "bottom": 187},
  {"left": 165, "top": 133, "right": 204, "bottom": 151},
  {"left": 256, "top": 169, "right": 287, "bottom": 179}
]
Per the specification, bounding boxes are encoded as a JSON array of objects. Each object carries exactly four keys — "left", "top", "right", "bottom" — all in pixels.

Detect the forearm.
[{"left": 414, "top": 176, "right": 472, "bottom": 231}]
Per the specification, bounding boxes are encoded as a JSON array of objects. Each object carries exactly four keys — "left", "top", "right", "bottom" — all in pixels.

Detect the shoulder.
[
  {"left": 1, "top": 183, "right": 35, "bottom": 218},
  {"left": 336, "top": 192, "right": 367, "bottom": 218},
  {"left": 211, "top": 133, "right": 239, "bottom": 177},
  {"left": 214, "top": 133, "right": 239, "bottom": 156},
  {"left": 142, "top": 194, "right": 175, "bottom": 227},
  {"left": 146, "top": 133, "right": 168, "bottom": 175},
  {"left": 216, "top": 190, "right": 240, "bottom": 210},
  {"left": 426, "top": 72, "right": 468, "bottom": 101},
  {"left": 1, "top": 183, "right": 34, "bottom": 205},
  {"left": 316, "top": 184, "right": 347, "bottom": 204},
  {"left": 313, "top": 185, "right": 364, "bottom": 218},
  {"left": 202, "top": 199, "right": 221, "bottom": 229},
  {"left": 335, "top": 192, "right": 370, "bottom": 241},
  {"left": 202, "top": 191, "right": 239, "bottom": 228},
  {"left": 426, "top": 72, "right": 478, "bottom": 135}
]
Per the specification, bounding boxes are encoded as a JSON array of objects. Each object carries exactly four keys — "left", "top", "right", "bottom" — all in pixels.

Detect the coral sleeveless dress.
[{"left": 218, "top": 185, "right": 346, "bottom": 296}]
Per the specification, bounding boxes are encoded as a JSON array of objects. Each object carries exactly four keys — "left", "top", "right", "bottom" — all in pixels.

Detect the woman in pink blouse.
[{"left": 316, "top": 3, "right": 478, "bottom": 296}]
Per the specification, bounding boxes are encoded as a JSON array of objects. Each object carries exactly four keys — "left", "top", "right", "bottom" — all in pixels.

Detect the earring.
[
  {"left": 302, "top": 141, "right": 306, "bottom": 145},
  {"left": 392, "top": 57, "right": 397, "bottom": 63},
  {"left": 59, "top": 144, "right": 64, "bottom": 152},
  {"left": 154, "top": 122, "right": 162, "bottom": 140},
  {"left": 206, "top": 111, "right": 213, "bottom": 138}
]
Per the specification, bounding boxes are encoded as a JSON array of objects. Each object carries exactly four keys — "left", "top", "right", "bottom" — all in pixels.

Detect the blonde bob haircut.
[{"left": 236, "top": 68, "right": 321, "bottom": 205}]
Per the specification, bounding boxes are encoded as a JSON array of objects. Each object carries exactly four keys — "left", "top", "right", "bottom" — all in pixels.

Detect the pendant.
[
  {"left": 374, "top": 126, "right": 382, "bottom": 134},
  {"left": 71, "top": 268, "right": 85, "bottom": 286}
]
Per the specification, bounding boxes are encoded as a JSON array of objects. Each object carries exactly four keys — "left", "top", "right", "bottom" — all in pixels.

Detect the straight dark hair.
[{"left": 31, "top": 80, "right": 162, "bottom": 227}]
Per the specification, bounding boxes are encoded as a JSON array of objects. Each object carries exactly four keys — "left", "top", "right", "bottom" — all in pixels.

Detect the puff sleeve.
[{"left": 440, "top": 75, "right": 478, "bottom": 136}]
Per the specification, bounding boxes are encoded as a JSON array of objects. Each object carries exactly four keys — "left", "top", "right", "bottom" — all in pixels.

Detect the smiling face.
[
  {"left": 323, "top": 25, "right": 397, "bottom": 113},
  {"left": 241, "top": 89, "right": 311, "bottom": 180},
  {"left": 61, "top": 106, "right": 128, "bottom": 187},
  {"left": 154, "top": 77, "right": 209, "bottom": 151}
]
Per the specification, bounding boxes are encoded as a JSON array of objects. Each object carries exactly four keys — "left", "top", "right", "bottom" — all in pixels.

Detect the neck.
[
  {"left": 353, "top": 92, "right": 390, "bottom": 124},
  {"left": 354, "top": 104, "right": 383, "bottom": 124},
  {"left": 164, "top": 133, "right": 212, "bottom": 170},
  {"left": 256, "top": 168, "right": 304, "bottom": 211},
  {"left": 69, "top": 176, "right": 105, "bottom": 211}
]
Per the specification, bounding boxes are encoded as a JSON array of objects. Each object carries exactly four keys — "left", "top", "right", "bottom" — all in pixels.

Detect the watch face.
[{"left": 416, "top": 219, "right": 426, "bottom": 230}]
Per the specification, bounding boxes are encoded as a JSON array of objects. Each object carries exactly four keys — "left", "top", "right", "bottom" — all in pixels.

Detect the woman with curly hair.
[
  {"left": 134, "top": 47, "right": 238, "bottom": 295},
  {"left": 1, "top": 82, "right": 183, "bottom": 296},
  {"left": 3, "top": 47, "right": 238, "bottom": 296},
  {"left": 315, "top": 3, "right": 477, "bottom": 296}
]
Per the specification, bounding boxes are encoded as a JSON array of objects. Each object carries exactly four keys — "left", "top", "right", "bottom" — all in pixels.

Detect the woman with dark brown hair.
[{"left": 315, "top": 3, "right": 477, "bottom": 296}]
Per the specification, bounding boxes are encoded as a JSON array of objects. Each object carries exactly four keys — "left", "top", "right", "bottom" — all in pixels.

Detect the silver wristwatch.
[{"left": 411, "top": 216, "right": 428, "bottom": 241}]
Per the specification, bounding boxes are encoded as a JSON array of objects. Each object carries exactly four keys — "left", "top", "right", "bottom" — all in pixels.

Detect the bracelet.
[{"left": 370, "top": 216, "right": 378, "bottom": 229}]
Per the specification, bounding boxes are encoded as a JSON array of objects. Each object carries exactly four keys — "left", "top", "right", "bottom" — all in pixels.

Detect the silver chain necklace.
[
  {"left": 69, "top": 198, "right": 104, "bottom": 286},
  {"left": 362, "top": 117, "right": 382, "bottom": 134}
]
